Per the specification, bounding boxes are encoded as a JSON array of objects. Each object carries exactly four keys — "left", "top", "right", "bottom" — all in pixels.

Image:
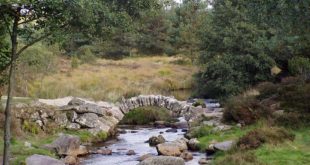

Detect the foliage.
[
  {"left": 64, "top": 130, "right": 108, "bottom": 143},
  {"left": 76, "top": 46, "right": 97, "bottom": 64},
  {"left": 192, "top": 99, "right": 206, "bottom": 108},
  {"left": 22, "top": 121, "right": 40, "bottom": 134},
  {"left": 237, "top": 127, "right": 294, "bottom": 150},
  {"left": 0, "top": 22, "right": 10, "bottom": 94},
  {"left": 288, "top": 56, "right": 310, "bottom": 78},
  {"left": 223, "top": 95, "right": 271, "bottom": 125},
  {"left": 212, "top": 129, "right": 310, "bottom": 165},
  {"left": 71, "top": 56, "right": 79, "bottom": 69},
  {"left": 120, "top": 106, "right": 172, "bottom": 125},
  {"left": 196, "top": 0, "right": 310, "bottom": 98},
  {"left": 136, "top": 11, "right": 171, "bottom": 55},
  {"left": 190, "top": 125, "right": 213, "bottom": 138}
]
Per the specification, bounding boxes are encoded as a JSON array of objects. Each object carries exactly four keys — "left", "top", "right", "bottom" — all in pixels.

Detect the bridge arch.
[{"left": 118, "top": 95, "right": 204, "bottom": 121}]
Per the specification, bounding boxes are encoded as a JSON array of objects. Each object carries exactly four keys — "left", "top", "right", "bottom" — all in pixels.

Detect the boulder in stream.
[
  {"left": 138, "top": 156, "right": 185, "bottom": 165},
  {"left": 138, "top": 154, "right": 153, "bottom": 161},
  {"left": 188, "top": 138, "right": 200, "bottom": 151},
  {"left": 148, "top": 135, "right": 166, "bottom": 146},
  {"left": 180, "top": 151, "right": 193, "bottom": 161}
]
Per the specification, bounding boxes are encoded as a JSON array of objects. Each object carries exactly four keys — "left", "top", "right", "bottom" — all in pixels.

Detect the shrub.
[
  {"left": 77, "top": 46, "right": 97, "bottom": 64},
  {"left": 22, "top": 121, "right": 40, "bottom": 134},
  {"left": 256, "top": 82, "right": 279, "bottom": 100},
  {"left": 223, "top": 96, "right": 271, "bottom": 125},
  {"left": 288, "top": 56, "right": 310, "bottom": 77},
  {"left": 195, "top": 52, "right": 274, "bottom": 99},
  {"left": 237, "top": 127, "right": 294, "bottom": 150},
  {"left": 278, "top": 83, "right": 310, "bottom": 114},
  {"left": 190, "top": 125, "right": 213, "bottom": 138},
  {"left": 120, "top": 106, "right": 171, "bottom": 125},
  {"left": 274, "top": 112, "right": 310, "bottom": 129},
  {"left": 71, "top": 56, "right": 79, "bottom": 69}
]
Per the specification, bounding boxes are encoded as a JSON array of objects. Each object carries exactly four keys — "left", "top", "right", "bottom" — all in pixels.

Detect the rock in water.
[
  {"left": 138, "top": 154, "right": 153, "bottom": 161},
  {"left": 165, "top": 128, "right": 178, "bottom": 133},
  {"left": 188, "top": 138, "right": 200, "bottom": 151},
  {"left": 64, "top": 156, "right": 77, "bottom": 165},
  {"left": 26, "top": 154, "right": 65, "bottom": 165},
  {"left": 180, "top": 151, "right": 193, "bottom": 161},
  {"left": 126, "top": 150, "right": 136, "bottom": 155},
  {"left": 138, "top": 156, "right": 185, "bottom": 165},
  {"left": 97, "top": 148, "right": 112, "bottom": 155},
  {"left": 148, "top": 135, "right": 166, "bottom": 146},
  {"left": 156, "top": 143, "right": 182, "bottom": 156},
  {"left": 198, "top": 158, "right": 210, "bottom": 164}
]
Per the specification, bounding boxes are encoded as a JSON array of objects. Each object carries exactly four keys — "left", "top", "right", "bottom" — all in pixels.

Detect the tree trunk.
[{"left": 3, "top": 16, "right": 18, "bottom": 165}]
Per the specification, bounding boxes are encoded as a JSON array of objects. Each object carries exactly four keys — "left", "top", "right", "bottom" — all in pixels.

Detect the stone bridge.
[
  {"left": 15, "top": 95, "right": 206, "bottom": 135},
  {"left": 119, "top": 95, "right": 205, "bottom": 121}
]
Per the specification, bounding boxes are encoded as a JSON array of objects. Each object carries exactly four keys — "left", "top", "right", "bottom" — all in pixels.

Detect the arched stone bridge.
[
  {"left": 21, "top": 95, "right": 207, "bottom": 135},
  {"left": 119, "top": 95, "right": 205, "bottom": 121}
]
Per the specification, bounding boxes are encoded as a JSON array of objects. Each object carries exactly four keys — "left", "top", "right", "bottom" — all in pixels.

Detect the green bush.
[
  {"left": 190, "top": 125, "right": 213, "bottom": 138},
  {"left": 256, "top": 82, "right": 279, "bottom": 100},
  {"left": 275, "top": 112, "right": 310, "bottom": 129},
  {"left": 278, "top": 83, "right": 310, "bottom": 114},
  {"left": 120, "top": 106, "right": 171, "bottom": 125},
  {"left": 195, "top": 53, "right": 274, "bottom": 99},
  {"left": 237, "top": 127, "right": 294, "bottom": 150},
  {"left": 223, "top": 96, "right": 271, "bottom": 125},
  {"left": 288, "top": 57, "right": 310, "bottom": 77},
  {"left": 76, "top": 46, "right": 97, "bottom": 64},
  {"left": 71, "top": 56, "right": 79, "bottom": 69}
]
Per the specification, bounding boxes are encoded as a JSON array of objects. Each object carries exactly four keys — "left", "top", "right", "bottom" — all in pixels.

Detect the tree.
[
  {"left": 0, "top": 1, "right": 161, "bottom": 163},
  {"left": 196, "top": 0, "right": 310, "bottom": 99},
  {"left": 0, "top": 1, "right": 79, "bottom": 164},
  {"left": 171, "top": 0, "right": 208, "bottom": 62},
  {"left": 0, "top": 22, "right": 10, "bottom": 97},
  {"left": 195, "top": 0, "right": 275, "bottom": 98}
]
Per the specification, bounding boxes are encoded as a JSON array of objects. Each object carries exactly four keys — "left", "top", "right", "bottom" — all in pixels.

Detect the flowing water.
[{"left": 82, "top": 126, "right": 205, "bottom": 165}]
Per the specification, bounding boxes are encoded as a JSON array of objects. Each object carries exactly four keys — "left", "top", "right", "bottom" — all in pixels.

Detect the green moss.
[
  {"left": 192, "top": 99, "right": 206, "bottom": 108},
  {"left": 120, "top": 106, "right": 172, "bottom": 125},
  {"left": 64, "top": 130, "right": 108, "bottom": 143},
  {"left": 96, "top": 131, "right": 108, "bottom": 141}
]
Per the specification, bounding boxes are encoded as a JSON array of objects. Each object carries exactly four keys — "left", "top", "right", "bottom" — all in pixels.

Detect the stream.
[{"left": 81, "top": 122, "right": 205, "bottom": 165}]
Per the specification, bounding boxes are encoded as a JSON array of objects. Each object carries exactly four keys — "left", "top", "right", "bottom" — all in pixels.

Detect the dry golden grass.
[{"left": 28, "top": 56, "right": 197, "bottom": 102}]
